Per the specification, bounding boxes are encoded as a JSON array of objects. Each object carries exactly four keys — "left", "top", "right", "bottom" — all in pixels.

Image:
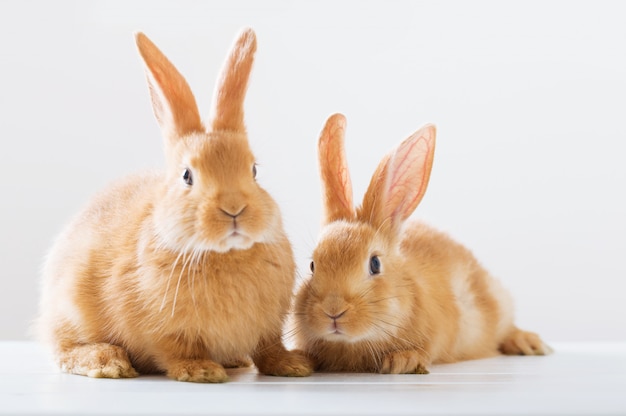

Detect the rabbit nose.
[
  {"left": 324, "top": 309, "right": 347, "bottom": 321},
  {"left": 220, "top": 206, "right": 246, "bottom": 219}
]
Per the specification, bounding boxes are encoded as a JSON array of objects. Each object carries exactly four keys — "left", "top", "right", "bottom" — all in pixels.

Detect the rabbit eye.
[
  {"left": 309, "top": 261, "right": 315, "bottom": 273},
  {"left": 252, "top": 164, "right": 257, "bottom": 179},
  {"left": 369, "top": 255, "right": 381, "bottom": 275},
  {"left": 182, "top": 168, "right": 193, "bottom": 186}
]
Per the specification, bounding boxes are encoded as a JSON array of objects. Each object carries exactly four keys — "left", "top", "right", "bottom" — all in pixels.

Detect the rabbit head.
[
  {"left": 136, "top": 29, "right": 281, "bottom": 254},
  {"left": 296, "top": 113, "right": 436, "bottom": 346}
]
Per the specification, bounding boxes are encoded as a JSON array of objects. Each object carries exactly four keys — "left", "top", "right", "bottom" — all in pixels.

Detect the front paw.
[
  {"left": 381, "top": 350, "right": 429, "bottom": 374},
  {"left": 57, "top": 343, "right": 139, "bottom": 379},
  {"left": 166, "top": 359, "right": 228, "bottom": 383},
  {"left": 222, "top": 356, "right": 253, "bottom": 369},
  {"left": 256, "top": 349, "right": 313, "bottom": 377}
]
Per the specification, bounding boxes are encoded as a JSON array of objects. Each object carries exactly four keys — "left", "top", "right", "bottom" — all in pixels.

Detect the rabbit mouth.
[
  {"left": 218, "top": 230, "right": 254, "bottom": 252},
  {"left": 325, "top": 330, "right": 348, "bottom": 341},
  {"left": 324, "top": 318, "right": 352, "bottom": 340},
  {"left": 329, "top": 323, "right": 344, "bottom": 336},
  {"left": 321, "top": 321, "right": 382, "bottom": 344}
]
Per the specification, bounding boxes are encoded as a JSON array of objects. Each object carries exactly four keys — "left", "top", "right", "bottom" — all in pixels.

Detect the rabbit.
[
  {"left": 35, "top": 28, "right": 312, "bottom": 382},
  {"left": 293, "top": 113, "right": 551, "bottom": 374}
]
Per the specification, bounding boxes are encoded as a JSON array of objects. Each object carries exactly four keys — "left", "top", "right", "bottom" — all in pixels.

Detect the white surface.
[
  {"left": 1, "top": 1, "right": 626, "bottom": 342},
  {"left": 1, "top": 342, "right": 625, "bottom": 415}
]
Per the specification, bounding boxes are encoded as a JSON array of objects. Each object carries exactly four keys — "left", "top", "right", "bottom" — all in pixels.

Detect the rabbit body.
[
  {"left": 294, "top": 114, "right": 549, "bottom": 374},
  {"left": 40, "top": 170, "right": 294, "bottom": 376},
  {"left": 36, "top": 30, "right": 312, "bottom": 382}
]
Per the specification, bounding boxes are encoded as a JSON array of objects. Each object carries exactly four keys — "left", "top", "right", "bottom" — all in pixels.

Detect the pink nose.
[
  {"left": 220, "top": 206, "right": 246, "bottom": 219},
  {"left": 324, "top": 309, "right": 347, "bottom": 321}
]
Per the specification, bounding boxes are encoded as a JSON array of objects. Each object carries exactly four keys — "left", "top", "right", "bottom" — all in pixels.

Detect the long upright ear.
[
  {"left": 359, "top": 124, "right": 436, "bottom": 230},
  {"left": 318, "top": 114, "right": 355, "bottom": 224},
  {"left": 135, "top": 32, "right": 203, "bottom": 141},
  {"left": 209, "top": 28, "right": 257, "bottom": 133}
]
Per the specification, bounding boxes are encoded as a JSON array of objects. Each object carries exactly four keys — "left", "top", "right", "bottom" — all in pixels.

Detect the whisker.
[
  {"left": 367, "top": 295, "right": 410, "bottom": 305},
  {"left": 171, "top": 251, "right": 190, "bottom": 317},
  {"left": 282, "top": 322, "right": 307, "bottom": 344},
  {"left": 160, "top": 250, "right": 184, "bottom": 313},
  {"left": 190, "top": 247, "right": 202, "bottom": 321},
  {"left": 363, "top": 338, "right": 381, "bottom": 369},
  {"left": 355, "top": 284, "right": 376, "bottom": 300},
  {"left": 372, "top": 320, "right": 428, "bottom": 356}
]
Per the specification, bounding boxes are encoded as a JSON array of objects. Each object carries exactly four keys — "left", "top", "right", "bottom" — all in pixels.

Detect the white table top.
[{"left": 1, "top": 341, "right": 625, "bottom": 415}]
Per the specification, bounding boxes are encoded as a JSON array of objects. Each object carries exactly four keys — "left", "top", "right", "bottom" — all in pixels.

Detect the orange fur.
[
  {"left": 294, "top": 114, "right": 550, "bottom": 374},
  {"left": 36, "top": 29, "right": 312, "bottom": 382},
  {"left": 318, "top": 114, "right": 355, "bottom": 223},
  {"left": 210, "top": 28, "right": 256, "bottom": 133}
]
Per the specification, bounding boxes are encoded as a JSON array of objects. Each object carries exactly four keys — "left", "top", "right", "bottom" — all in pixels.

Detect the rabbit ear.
[
  {"left": 318, "top": 114, "right": 355, "bottom": 224},
  {"left": 209, "top": 28, "right": 257, "bottom": 133},
  {"left": 359, "top": 124, "right": 436, "bottom": 230},
  {"left": 135, "top": 32, "right": 203, "bottom": 141}
]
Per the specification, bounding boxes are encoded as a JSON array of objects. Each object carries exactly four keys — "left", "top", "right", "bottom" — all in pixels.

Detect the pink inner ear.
[
  {"left": 136, "top": 32, "right": 203, "bottom": 140},
  {"left": 146, "top": 67, "right": 176, "bottom": 131},
  {"left": 386, "top": 126, "right": 436, "bottom": 222}
]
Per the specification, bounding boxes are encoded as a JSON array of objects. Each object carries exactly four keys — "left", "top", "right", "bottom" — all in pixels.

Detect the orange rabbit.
[
  {"left": 36, "top": 29, "right": 312, "bottom": 382},
  {"left": 294, "top": 114, "right": 551, "bottom": 373}
]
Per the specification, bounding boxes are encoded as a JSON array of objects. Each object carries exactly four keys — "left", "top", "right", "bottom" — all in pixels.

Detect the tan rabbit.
[
  {"left": 293, "top": 114, "right": 550, "bottom": 374},
  {"left": 36, "top": 29, "right": 312, "bottom": 382}
]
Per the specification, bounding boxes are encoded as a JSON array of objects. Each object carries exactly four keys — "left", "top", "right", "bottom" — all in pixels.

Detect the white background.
[{"left": 0, "top": 1, "right": 624, "bottom": 342}]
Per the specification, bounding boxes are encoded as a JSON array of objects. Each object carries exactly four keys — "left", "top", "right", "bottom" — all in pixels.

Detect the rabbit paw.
[
  {"left": 58, "top": 343, "right": 138, "bottom": 379},
  {"left": 166, "top": 359, "right": 228, "bottom": 383},
  {"left": 222, "top": 356, "right": 253, "bottom": 368},
  {"left": 500, "top": 329, "right": 553, "bottom": 356},
  {"left": 381, "top": 350, "right": 430, "bottom": 374},
  {"left": 256, "top": 349, "right": 313, "bottom": 377}
]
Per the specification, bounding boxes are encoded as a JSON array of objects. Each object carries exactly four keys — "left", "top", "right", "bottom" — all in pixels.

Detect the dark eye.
[
  {"left": 252, "top": 164, "right": 257, "bottom": 179},
  {"left": 182, "top": 168, "right": 193, "bottom": 186},
  {"left": 369, "top": 255, "right": 381, "bottom": 275},
  {"left": 310, "top": 261, "right": 315, "bottom": 273}
]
